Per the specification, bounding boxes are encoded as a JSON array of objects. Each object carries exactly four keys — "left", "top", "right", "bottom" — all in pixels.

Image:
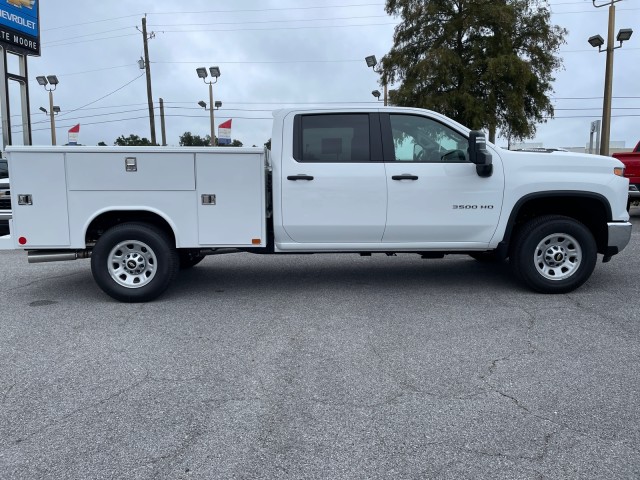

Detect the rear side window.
[{"left": 294, "top": 114, "right": 370, "bottom": 162}]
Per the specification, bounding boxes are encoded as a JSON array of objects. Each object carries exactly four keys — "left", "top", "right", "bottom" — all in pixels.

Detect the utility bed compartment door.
[
  {"left": 66, "top": 152, "right": 195, "bottom": 191},
  {"left": 9, "top": 152, "right": 70, "bottom": 247},
  {"left": 196, "top": 152, "right": 265, "bottom": 246}
]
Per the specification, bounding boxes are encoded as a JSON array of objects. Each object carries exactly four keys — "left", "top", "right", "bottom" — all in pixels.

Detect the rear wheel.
[
  {"left": 510, "top": 215, "right": 597, "bottom": 293},
  {"left": 91, "top": 223, "right": 178, "bottom": 302}
]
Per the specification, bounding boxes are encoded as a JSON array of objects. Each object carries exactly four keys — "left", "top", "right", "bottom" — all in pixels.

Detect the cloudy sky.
[{"left": 4, "top": 0, "right": 640, "bottom": 150}]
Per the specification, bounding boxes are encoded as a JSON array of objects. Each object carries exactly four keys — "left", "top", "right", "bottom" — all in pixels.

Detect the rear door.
[{"left": 280, "top": 113, "right": 387, "bottom": 243}]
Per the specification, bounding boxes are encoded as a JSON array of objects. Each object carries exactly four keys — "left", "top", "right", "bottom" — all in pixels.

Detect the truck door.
[
  {"left": 381, "top": 113, "right": 503, "bottom": 245},
  {"left": 280, "top": 113, "right": 387, "bottom": 243}
]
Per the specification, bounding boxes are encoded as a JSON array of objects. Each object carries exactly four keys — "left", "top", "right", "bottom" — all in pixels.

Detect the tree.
[
  {"left": 114, "top": 134, "right": 153, "bottom": 146},
  {"left": 380, "top": 0, "right": 566, "bottom": 142},
  {"left": 179, "top": 132, "right": 243, "bottom": 147},
  {"left": 220, "top": 139, "right": 243, "bottom": 147},
  {"left": 179, "top": 132, "right": 211, "bottom": 146},
  {"left": 98, "top": 141, "right": 107, "bottom": 146},
  {"left": 264, "top": 138, "right": 271, "bottom": 150}
]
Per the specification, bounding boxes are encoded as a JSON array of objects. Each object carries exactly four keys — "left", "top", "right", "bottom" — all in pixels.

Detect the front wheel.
[
  {"left": 91, "top": 223, "right": 179, "bottom": 302},
  {"left": 510, "top": 215, "right": 597, "bottom": 294}
]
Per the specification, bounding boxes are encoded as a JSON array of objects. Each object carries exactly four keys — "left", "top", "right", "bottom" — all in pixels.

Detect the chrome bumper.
[
  {"left": 629, "top": 184, "right": 640, "bottom": 199},
  {"left": 608, "top": 222, "right": 632, "bottom": 254},
  {"left": 0, "top": 211, "right": 11, "bottom": 221}
]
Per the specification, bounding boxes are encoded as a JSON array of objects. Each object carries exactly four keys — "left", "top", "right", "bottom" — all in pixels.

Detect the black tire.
[
  {"left": 90, "top": 222, "right": 179, "bottom": 302},
  {"left": 178, "top": 249, "right": 205, "bottom": 269},
  {"left": 510, "top": 215, "right": 597, "bottom": 294}
]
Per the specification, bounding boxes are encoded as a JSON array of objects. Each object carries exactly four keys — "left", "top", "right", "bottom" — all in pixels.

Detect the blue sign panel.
[{"left": 0, "top": 0, "right": 40, "bottom": 56}]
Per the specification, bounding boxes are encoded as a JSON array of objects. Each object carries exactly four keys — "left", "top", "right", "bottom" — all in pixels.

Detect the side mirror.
[{"left": 468, "top": 131, "right": 493, "bottom": 177}]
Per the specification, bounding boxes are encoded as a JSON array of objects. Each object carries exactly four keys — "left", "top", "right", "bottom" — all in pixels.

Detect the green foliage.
[
  {"left": 179, "top": 132, "right": 211, "bottom": 146},
  {"left": 381, "top": 0, "right": 567, "bottom": 141},
  {"left": 114, "top": 134, "right": 153, "bottom": 146},
  {"left": 264, "top": 138, "right": 272, "bottom": 150},
  {"left": 179, "top": 132, "right": 243, "bottom": 147},
  {"left": 97, "top": 141, "right": 107, "bottom": 146}
]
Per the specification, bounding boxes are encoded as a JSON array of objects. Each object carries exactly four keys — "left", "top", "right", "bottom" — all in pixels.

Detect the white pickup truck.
[{"left": 0, "top": 107, "right": 632, "bottom": 301}]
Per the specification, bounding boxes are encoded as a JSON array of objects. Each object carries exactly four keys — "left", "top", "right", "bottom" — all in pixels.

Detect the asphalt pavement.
[{"left": 1, "top": 214, "right": 639, "bottom": 479}]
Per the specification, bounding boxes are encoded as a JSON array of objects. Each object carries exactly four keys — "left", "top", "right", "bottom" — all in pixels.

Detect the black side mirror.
[{"left": 468, "top": 131, "right": 493, "bottom": 177}]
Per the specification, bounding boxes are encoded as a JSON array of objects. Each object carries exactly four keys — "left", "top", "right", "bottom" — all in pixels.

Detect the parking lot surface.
[{"left": 1, "top": 215, "right": 639, "bottom": 479}]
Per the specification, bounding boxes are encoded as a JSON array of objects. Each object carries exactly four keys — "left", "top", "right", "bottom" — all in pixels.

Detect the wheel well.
[
  {"left": 85, "top": 211, "right": 176, "bottom": 246},
  {"left": 505, "top": 195, "right": 609, "bottom": 254}
]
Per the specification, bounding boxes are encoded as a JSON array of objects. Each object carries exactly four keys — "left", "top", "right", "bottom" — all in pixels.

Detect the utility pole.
[
  {"left": 140, "top": 16, "right": 156, "bottom": 145},
  {"left": 159, "top": 97, "right": 167, "bottom": 146}
]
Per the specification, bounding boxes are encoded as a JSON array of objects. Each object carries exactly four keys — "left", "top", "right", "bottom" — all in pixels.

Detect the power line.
[
  {"left": 41, "top": 3, "right": 385, "bottom": 33},
  {"left": 57, "top": 73, "right": 145, "bottom": 119}
]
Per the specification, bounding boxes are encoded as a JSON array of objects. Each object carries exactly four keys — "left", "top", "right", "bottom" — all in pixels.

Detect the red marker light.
[{"left": 18, "top": 237, "right": 27, "bottom": 245}]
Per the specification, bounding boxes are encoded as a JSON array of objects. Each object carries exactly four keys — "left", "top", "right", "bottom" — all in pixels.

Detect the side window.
[
  {"left": 389, "top": 115, "right": 469, "bottom": 163},
  {"left": 295, "top": 114, "right": 370, "bottom": 162}
]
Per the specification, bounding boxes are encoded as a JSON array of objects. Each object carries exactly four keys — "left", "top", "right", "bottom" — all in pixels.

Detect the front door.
[
  {"left": 381, "top": 113, "right": 504, "bottom": 245},
  {"left": 280, "top": 113, "right": 387, "bottom": 243}
]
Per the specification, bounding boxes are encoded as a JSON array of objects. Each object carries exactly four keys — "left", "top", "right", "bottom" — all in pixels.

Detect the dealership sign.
[
  {"left": 0, "top": 0, "right": 40, "bottom": 56},
  {"left": 218, "top": 119, "right": 232, "bottom": 145}
]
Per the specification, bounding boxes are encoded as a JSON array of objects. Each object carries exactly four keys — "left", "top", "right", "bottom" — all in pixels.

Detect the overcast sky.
[{"left": 5, "top": 0, "right": 640, "bottom": 149}]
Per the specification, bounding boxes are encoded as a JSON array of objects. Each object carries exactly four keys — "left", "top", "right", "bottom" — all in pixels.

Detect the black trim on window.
[
  {"left": 293, "top": 114, "right": 302, "bottom": 160},
  {"left": 379, "top": 114, "right": 395, "bottom": 162},
  {"left": 292, "top": 113, "right": 382, "bottom": 163},
  {"left": 370, "top": 113, "right": 383, "bottom": 162}
]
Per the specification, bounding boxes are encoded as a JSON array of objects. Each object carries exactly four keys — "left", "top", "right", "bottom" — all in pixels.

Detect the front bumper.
[
  {"left": 607, "top": 222, "right": 632, "bottom": 255},
  {"left": 629, "top": 184, "right": 640, "bottom": 199}
]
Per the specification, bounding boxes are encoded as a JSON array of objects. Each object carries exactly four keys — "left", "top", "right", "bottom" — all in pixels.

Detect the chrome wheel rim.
[
  {"left": 534, "top": 233, "right": 582, "bottom": 281},
  {"left": 108, "top": 240, "right": 157, "bottom": 288}
]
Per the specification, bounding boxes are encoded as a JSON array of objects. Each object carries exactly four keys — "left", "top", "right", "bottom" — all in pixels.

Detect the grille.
[{"left": 0, "top": 198, "right": 10, "bottom": 210}]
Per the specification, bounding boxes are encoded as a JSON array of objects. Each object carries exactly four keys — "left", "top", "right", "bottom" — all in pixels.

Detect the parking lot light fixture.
[
  {"left": 197, "top": 66, "right": 221, "bottom": 146},
  {"left": 37, "top": 74, "right": 60, "bottom": 145},
  {"left": 588, "top": 34, "right": 605, "bottom": 49},
  {"left": 365, "top": 55, "right": 387, "bottom": 106},
  {"left": 198, "top": 100, "right": 207, "bottom": 108},
  {"left": 616, "top": 28, "right": 633, "bottom": 43},
  {"left": 214, "top": 100, "right": 222, "bottom": 109}
]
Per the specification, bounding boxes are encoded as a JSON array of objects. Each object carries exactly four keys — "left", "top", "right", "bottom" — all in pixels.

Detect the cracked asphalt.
[{"left": 1, "top": 215, "right": 640, "bottom": 479}]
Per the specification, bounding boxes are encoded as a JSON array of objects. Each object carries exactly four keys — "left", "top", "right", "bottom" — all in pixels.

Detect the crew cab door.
[
  {"left": 381, "top": 113, "right": 504, "bottom": 244},
  {"left": 280, "top": 113, "right": 387, "bottom": 243}
]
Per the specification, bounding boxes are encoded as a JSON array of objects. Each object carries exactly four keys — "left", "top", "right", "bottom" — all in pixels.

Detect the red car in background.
[{"left": 613, "top": 141, "right": 640, "bottom": 207}]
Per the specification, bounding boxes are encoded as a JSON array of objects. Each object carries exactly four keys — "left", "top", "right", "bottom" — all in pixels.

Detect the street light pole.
[
  {"left": 209, "top": 81, "right": 215, "bottom": 146},
  {"left": 600, "top": 3, "right": 616, "bottom": 156},
  {"left": 365, "top": 55, "right": 387, "bottom": 106},
  {"left": 48, "top": 89, "right": 56, "bottom": 145},
  {"left": 589, "top": 0, "right": 633, "bottom": 156},
  {"left": 36, "top": 75, "right": 59, "bottom": 146},
  {"left": 196, "top": 66, "right": 221, "bottom": 146}
]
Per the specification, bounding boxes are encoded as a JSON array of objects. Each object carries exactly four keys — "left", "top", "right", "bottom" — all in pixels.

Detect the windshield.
[{"left": 0, "top": 159, "right": 7, "bottom": 179}]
